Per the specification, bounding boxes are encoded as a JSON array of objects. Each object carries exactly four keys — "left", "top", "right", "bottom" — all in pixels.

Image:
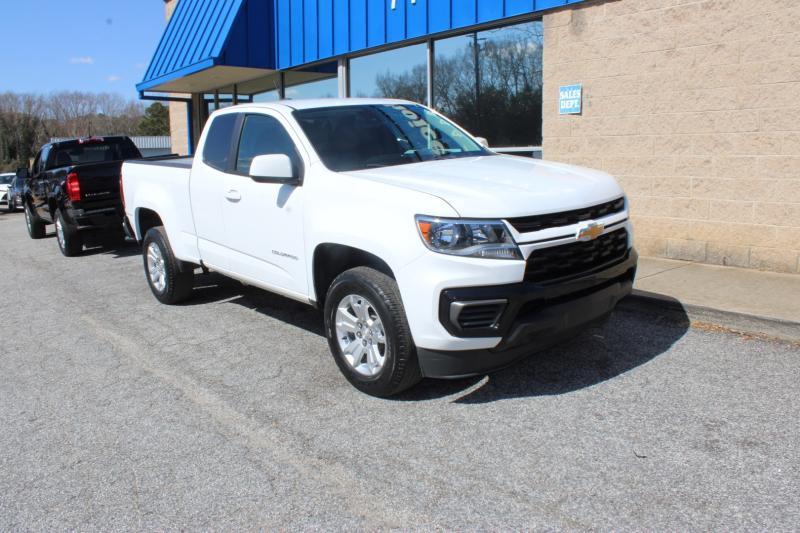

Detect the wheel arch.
[
  {"left": 135, "top": 208, "right": 164, "bottom": 242},
  {"left": 312, "top": 243, "right": 396, "bottom": 307}
]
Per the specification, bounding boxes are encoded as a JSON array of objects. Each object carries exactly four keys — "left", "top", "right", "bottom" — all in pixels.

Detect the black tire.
[
  {"left": 142, "top": 226, "right": 194, "bottom": 304},
  {"left": 324, "top": 266, "right": 422, "bottom": 397},
  {"left": 24, "top": 203, "right": 46, "bottom": 239},
  {"left": 7, "top": 200, "right": 16, "bottom": 213},
  {"left": 55, "top": 210, "right": 83, "bottom": 257}
]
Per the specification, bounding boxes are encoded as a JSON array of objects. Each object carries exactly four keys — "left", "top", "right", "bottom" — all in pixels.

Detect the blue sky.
[{"left": 0, "top": 0, "right": 167, "bottom": 99}]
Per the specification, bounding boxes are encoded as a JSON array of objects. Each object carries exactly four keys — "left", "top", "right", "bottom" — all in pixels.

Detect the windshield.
[
  {"left": 294, "top": 104, "right": 492, "bottom": 172},
  {"left": 0, "top": 175, "right": 13, "bottom": 185}
]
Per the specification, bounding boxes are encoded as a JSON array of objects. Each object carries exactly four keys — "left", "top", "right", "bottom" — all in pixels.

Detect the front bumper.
[{"left": 417, "top": 250, "right": 637, "bottom": 378}]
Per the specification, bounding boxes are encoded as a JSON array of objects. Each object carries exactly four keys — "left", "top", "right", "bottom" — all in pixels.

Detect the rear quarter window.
[{"left": 202, "top": 114, "right": 238, "bottom": 171}]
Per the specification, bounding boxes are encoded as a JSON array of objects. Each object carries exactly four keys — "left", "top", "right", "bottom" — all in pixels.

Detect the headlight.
[{"left": 416, "top": 216, "right": 522, "bottom": 260}]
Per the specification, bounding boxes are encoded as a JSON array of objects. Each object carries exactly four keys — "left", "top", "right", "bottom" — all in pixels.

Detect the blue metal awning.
[
  {"left": 137, "top": 0, "right": 275, "bottom": 94},
  {"left": 140, "top": 0, "right": 585, "bottom": 95}
]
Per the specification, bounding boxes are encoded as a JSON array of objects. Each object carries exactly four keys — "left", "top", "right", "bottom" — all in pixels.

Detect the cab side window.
[
  {"left": 202, "top": 113, "right": 238, "bottom": 171},
  {"left": 235, "top": 115, "right": 300, "bottom": 175},
  {"left": 31, "top": 153, "right": 42, "bottom": 177},
  {"left": 36, "top": 146, "right": 50, "bottom": 175}
]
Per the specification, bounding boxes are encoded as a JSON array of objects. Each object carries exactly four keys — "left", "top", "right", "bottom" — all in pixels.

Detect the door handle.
[{"left": 225, "top": 189, "right": 241, "bottom": 202}]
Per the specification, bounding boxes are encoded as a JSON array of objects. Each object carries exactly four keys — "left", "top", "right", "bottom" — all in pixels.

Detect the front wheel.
[
  {"left": 324, "top": 267, "right": 421, "bottom": 397},
  {"left": 24, "top": 204, "right": 45, "bottom": 239},
  {"left": 142, "top": 226, "right": 194, "bottom": 304},
  {"left": 7, "top": 199, "right": 16, "bottom": 213},
  {"left": 55, "top": 210, "right": 83, "bottom": 257}
]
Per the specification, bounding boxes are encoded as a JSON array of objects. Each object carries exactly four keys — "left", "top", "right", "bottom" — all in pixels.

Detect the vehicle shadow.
[
  {"left": 184, "top": 272, "right": 324, "bottom": 336},
  {"left": 181, "top": 274, "right": 690, "bottom": 403},
  {"left": 81, "top": 239, "right": 141, "bottom": 259},
  {"left": 398, "top": 298, "right": 691, "bottom": 403}
]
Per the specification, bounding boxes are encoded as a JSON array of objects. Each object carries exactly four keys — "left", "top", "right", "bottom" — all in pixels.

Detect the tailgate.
[{"left": 70, "top": 161, "right": 123, "bottom": 208}]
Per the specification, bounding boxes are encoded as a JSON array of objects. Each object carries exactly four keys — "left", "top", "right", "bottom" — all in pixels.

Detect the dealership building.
[{"left": 140, "top": 0, "right": 800, "bottom": 274}]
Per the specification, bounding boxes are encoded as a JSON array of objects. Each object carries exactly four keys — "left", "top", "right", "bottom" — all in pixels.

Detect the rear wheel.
[
  {"left": 324, "top": 267, "right": 421, "bottom": 397},
  {"left": 7, "top": 199, "right": 16, "bottom": 213},
  {"left": 24, "top": 204, "right": 45, "bottom": 239},
  {"left": 142, "top": 226, "right": 194, "bottom": 304},
  {"left": 55, "top": 210, "right": 83, "bottom": 257}
]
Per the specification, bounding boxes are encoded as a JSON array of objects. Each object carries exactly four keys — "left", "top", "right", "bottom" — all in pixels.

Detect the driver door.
[{"left": 222, "top": 112, "right": 308, "bottom": 299}]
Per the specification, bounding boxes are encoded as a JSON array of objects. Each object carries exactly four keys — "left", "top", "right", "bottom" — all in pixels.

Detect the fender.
[{"left": 303, "top": 170, "right": 459, "bottom": 303}]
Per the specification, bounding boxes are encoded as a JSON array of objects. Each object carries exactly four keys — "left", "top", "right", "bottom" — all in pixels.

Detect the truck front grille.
[
  {"left": 524, "top": 228, "right": 629, "bottom": 284},
  {"left": 508, "top": 197, "right": 625, "bottom": 234}
]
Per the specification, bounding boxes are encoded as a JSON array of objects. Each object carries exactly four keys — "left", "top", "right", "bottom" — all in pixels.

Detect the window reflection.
[
  {"left": 434, "top": 21, "right": 543, "bottom": 147},
  {"left": 253, "top": 90, "right": 280, "bottom": 102},
  {"left": 350, "top": 43, "right": 428, "bottom": 103},
  {"left": 285, "top": 62, "right": 338, "bottom": 99}
]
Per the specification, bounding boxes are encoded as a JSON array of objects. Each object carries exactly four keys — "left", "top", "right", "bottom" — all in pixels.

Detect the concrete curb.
[{"left": 619, "top": 289, "right": 800, "bottom": 344}]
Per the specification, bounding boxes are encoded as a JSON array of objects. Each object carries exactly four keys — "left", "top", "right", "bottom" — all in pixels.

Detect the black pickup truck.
[{"left": 20, "top": 136, "right": 142, "bottom": 256}]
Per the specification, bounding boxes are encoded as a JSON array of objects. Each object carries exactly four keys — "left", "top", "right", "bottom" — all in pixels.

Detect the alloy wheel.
[
  {"left": 146, "top": 242, "right": 167, "bottom": 293},
  {"left": 55, "top": 216, "right": 65, "bottom": 249},
  {"left": 335, "top": 294, "right": 387, "bottom": 377}
]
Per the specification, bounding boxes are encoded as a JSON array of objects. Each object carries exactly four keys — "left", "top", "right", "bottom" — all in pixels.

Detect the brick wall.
[
  {"left": 542, "top": 0, "right": 800, "bottom": 273},
  {"left": 165, "top": 0, "right": 190, "bottom": 156}
]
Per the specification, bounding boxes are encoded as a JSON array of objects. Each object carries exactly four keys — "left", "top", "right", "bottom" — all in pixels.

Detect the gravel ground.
[{"left": 1, "top": 211, "right": 798, "bottom": 530}]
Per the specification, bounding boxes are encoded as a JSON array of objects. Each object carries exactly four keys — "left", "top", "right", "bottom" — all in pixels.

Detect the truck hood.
[{"left": 344, "top": 155, "right": 624, "bottom": 218}]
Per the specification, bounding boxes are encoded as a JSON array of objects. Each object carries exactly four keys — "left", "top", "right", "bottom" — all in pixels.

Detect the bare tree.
[
  {"left": 0, "top": 91, "right": 148, "bottom": 171},
  {"left": 376, "top": 24, "right": 545, "bottom": 146}
]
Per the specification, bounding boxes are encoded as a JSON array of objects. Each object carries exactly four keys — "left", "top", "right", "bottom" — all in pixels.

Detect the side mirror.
[
  {"left": 474, "top": 137, "right": 490, "bottom": 148},
  {"left": 249, "top": 154, "right": 297, "bottom": 183},
  {"left": 16, "top": 167, "right": 29, "bottom": 180}
]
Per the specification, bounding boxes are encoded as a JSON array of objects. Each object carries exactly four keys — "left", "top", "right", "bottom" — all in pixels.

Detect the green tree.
[{"left": 136, "top": 102, "right": 170, "bottom": 136}]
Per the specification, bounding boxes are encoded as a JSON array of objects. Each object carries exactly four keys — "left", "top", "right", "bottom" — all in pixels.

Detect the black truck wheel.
[
  {"left": 24, "top": 204, "right": 46, "bottom": 239},
  {"left": 55, "top": 210, "right": 83, "bottom": 257},
  {"left": 324, "top": 267, "right": 422, "bottom": 397},
  {"left": 142, "top": 226, "right": 194, "bottom": 304}
]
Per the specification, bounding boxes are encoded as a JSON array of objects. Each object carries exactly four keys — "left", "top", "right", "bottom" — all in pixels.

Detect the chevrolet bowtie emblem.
[{"left": 576, "top": 221, "right": 604, "bottom": 242}]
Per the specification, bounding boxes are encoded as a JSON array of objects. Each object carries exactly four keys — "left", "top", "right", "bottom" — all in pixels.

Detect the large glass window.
[
  {"left": 294, "top": 103, "right": 490, "bottom": 172},
  {"left": 285, "top": 62, "right": 338, "bottom": 100},
  {"left": 434, "top": 21, "right": 543, "bottom": 147},
  {"left": 253, "top": 90, "right": 280, "bottom": 103},
  {"left": 349, "top": 43, "right": 428, "bottom": 103}
]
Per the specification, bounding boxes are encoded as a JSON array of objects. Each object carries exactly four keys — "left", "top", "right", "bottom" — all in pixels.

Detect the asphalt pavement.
[{"left": 1, "top": 210, "right": 798, "bottom": 530}]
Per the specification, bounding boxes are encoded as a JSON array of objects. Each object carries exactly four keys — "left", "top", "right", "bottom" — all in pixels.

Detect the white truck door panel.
[
  {"left": 221, "top": 112, "right": 308, "bottom": 297},
  {"left": 222, "top": 174, "right": 307, "bottom": 295},
  {"left": 190, "top": 164, "right": 230, "bottom": 270},
  {"left": 189, "top": 113, "right": 239, "bottom": 270}
]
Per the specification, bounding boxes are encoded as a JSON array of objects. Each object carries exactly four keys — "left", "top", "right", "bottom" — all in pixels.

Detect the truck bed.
[
  {"left": 121, "top": 156, "right": 198, "bottom": 263},
  {"left": 129, "top": 156, "right": 194, "bottom": 169}
]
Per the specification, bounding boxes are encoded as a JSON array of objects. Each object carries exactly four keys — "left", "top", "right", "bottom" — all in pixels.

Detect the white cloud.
[
  {"left": 69, "top": 56, "right": 94, "bottom": 64},
  {"left": 135, "top": 63, "right": 147, "bottom": 70},
  {"left": 107, "top": 75, "right": 121, "bottom": 83}
]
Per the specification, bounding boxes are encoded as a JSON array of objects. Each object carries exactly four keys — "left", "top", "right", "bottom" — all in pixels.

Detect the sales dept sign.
[{"left": 559, "top": 84, "right": 582, "bottom": 115}]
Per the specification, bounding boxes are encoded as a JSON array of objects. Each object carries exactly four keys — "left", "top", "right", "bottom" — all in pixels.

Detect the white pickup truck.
[{"left": 121, "top": 98, "right": 637, "bottom": 397}]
